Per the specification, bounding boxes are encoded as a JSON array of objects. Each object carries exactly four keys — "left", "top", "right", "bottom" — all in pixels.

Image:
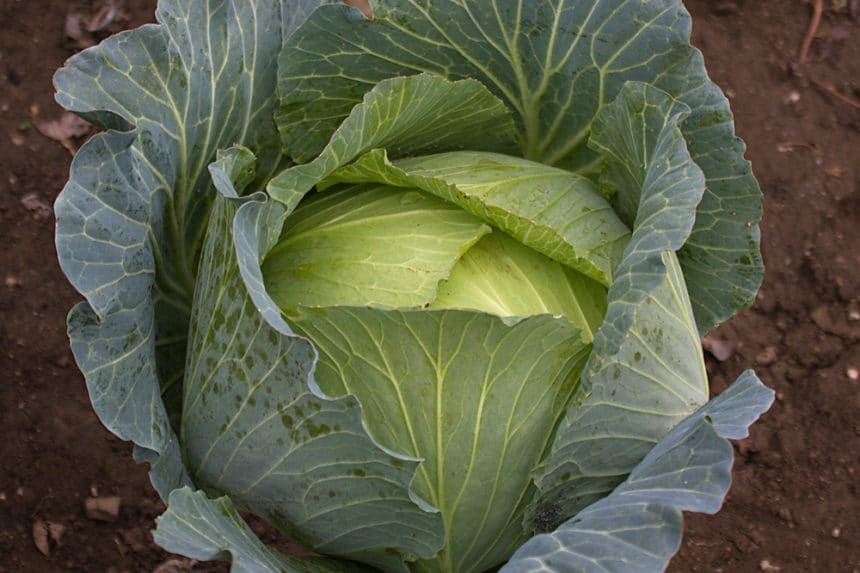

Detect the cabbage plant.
[{"left": 54, "top": 1, "right": 774, "bottom": 572}]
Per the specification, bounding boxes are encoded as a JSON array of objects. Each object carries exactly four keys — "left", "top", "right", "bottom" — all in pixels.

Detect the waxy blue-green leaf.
[
  {"left": 500, "top": 371, "right": 774, "bottom": 573},
  {"left": 57, "top": 129, "right": 189, "bottom": 494},
  {"left": 267, "top": 73, "right": 519, "bottom": 208},
  {"left": 278, "top": 0, "right": 762, "bottom": 331},
  {"left": 529, "top": 84, "right": 709, "bottom": 529},
  {"left": 154, "top": 488, "right": 368, "bottom": 573},
  {"left": 182, "top": 184, "right": 445, "bottom": 572},
  {"left": 589, "top": 84, "right": 697, "bottom": 228},
  {"left": 263, "top": 183, "right": 491, "bottom": 310},
  {"left": 54, "top": 0, "right": 320, "bottom": 493},
  {"left": 292, "top": 306, "right": 589, "bottom": 573},
  {"left": 323, "top": 149, "right": 630, "bottom": 285},
  {"left": 588, "top": 80, "right": 751, "bottom": 333}
]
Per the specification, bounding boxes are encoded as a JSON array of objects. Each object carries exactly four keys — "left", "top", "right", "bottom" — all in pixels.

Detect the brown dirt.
[{"left": 0, "top": 0, "right": 858, "bottom": 571}]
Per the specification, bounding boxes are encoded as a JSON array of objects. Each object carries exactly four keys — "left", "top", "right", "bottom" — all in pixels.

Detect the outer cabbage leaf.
[
  {"left": 181, "top": 166, "right": 446, "bottom": 571},
  {"left": 278, "top": 0, "right": 762, "bottom": 332},
  {"left": 268, "top": 73, "right": 519, "bottom": 208},
  {"left": 154, "top": 488, "right": 369, "bottom": 573},
  {"left": 500, "top": 371, "right": 773, "bottom": 573},
  {"left": 529, "top": 83, "right": 709, "bottom": 528},
  {"left": 500, "top": 371, "right": 774, "bottom": 573},
  {"left": 292, "top": 306, "right": 589, "bottom": 573},
  {"left": 54, "top": 0, "right": 321, "bottom": 493}
]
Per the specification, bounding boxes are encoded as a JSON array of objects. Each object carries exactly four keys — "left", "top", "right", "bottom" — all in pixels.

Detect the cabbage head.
[{"left": 54, "top": 1, "right": 774, "bottom": 572}]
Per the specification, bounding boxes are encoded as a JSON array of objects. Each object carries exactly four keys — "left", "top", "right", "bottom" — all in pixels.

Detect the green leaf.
[
  {"left": 588, "top": 84, "right": 699, "bottom": 229},
  {"left": 292, "top": 306, "right": 589, "bottom": 573},
  {"left": 267, "top": 73, "right": 519, "bottom": 207},
  {"left": 500, "top": 371, "right": 774, "bottom": 573},
  {"left": 529, "top": 83, "right": 710, "bottom": 529},
  {"left": 262, "top": 183, "right": 490, "bottom": 310},
  {"left": 210, "top": 146, "right": 262, "bottom": 200},
  {"left": 182, "top": 190, "right": 445, "bottom": 572},
  {"left": 278, "top": 0, "right": 762, "bottom": 329},
  {"left": 430, "top": 232, "right": 606, "bottom": 342},
  {"left": 57, "top": 130, "right": 180, "bottom": 485},
  {"left": 276, "top": 1, "right": 683, "bottom": 166},
  {"left": 154, "top": 488, "right": 368, "bottom": 573},
  {"left": 651, "top": 57, "right": 763, "bottom": 332},
  {"left": 530, "top": 251, "right": 708, "bottom": 526},
  {"left": 54, "top": 0, "right": 315, "bottom": 493},
  {"left": 323, "top": 149, "right": 630, "bottom": 285},
  {"left": 587, "top": 80, "right": 761, "bottom": 332}
]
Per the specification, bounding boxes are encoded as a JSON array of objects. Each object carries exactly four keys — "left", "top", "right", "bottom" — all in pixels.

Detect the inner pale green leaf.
[
  {"left": 262, "top": 184, "right": 490, "bottom": 311},
  {"left": 431, "top": 232, "right": 606, "bottom": 343},
  {"left": 323, "top": 150, "right": 631, "bottom": 285}
]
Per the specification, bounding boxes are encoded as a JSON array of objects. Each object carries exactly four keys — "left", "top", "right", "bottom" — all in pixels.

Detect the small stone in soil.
[
  {"left": 120, "top": 527, "right": 149, "bottom": 553},
  {"left": 756, "top": 346, "right": 778, "bottom": 366},
  {"left": 84, "top": 496, "right": 122, "bottom": 522},
  {"left": 847, "top": 368, "right": 858, "bottom": 381},
  {"left": 760, "top": 559, "right": 782, "bottom": 572}
]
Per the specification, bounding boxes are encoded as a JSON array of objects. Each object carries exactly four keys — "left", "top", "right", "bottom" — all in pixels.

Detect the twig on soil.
[
  {"left": 810, "top": 77, "right": 860, "bottom": 110},
  {"left": 776, "top": 141, "right": 818, "bottom": 153},
  {"left": 799, "top": 0, "right": 824, "bottom": 64}
]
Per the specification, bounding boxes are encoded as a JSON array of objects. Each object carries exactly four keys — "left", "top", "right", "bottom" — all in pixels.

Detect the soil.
[{"left": 0, "top": 0, "right": 858, "bottom": 572}]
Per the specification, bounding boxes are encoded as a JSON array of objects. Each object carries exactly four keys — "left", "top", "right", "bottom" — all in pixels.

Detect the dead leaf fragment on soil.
[
  {"left": 32, "top": 520, "right": 65, "bottom": 556},
  {"left": 65, "top": 12, "right": 95, "bottom": 48},
  {"left": 152, "top": 558, "right": 198, "bottom": 573},
  {"left": 20, "top": 193, "right": 52, "bottom": 220},
  {"left": 87, "top": 1, "right": 118, "bottom": 32},
  {"left": 32, "top": 521, "right": 50, "bottom": 556},
  {"left": 703, "top": 334, "right": 735, "bottom": 361},
  {"left": 35, "top": 112, "right": 91, "bottom": 153},
  {"left": 84, "top": 496, "right": 122, "bottom": 522},
  {"left": 65, "top": 1, "right": 129, "bottom": 49}
]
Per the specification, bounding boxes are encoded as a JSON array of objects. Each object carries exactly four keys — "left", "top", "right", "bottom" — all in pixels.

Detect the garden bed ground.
[{"left": 1, "top": 0, "right": 858, "bottom": 571}]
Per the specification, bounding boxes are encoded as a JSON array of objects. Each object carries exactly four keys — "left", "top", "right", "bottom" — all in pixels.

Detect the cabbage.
[{"left": 54, "top": 1, "right": 773, "bottom": 572}]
